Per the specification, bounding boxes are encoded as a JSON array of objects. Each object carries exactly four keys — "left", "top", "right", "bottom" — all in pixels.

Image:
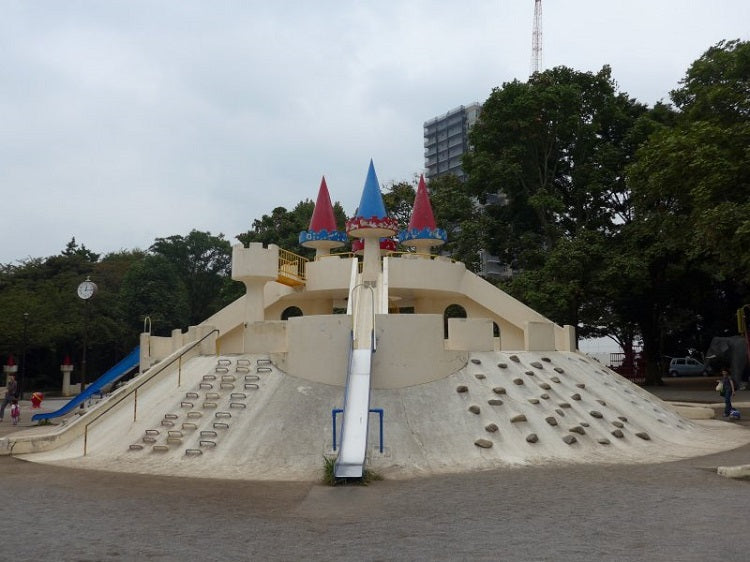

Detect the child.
[{"left": 10, "top": 399, "right": 20, "bottom": 426}]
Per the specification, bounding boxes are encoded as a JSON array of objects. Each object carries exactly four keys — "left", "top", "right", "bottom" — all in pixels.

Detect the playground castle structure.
[{"left": 4, "top": 162, "right": 748, "bottom": 481}]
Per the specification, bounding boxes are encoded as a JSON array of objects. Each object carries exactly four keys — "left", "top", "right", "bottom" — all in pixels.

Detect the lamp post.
[{"left": 19, "top": 312, "right": 28, "bottom": 399}]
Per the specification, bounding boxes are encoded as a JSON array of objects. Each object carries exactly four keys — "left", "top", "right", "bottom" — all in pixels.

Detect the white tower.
[{"left": 531, "top": 0, "right": 543, "bottom": 75}]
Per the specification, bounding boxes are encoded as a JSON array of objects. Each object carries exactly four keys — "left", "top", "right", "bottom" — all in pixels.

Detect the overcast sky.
[{"left": 1, "top": 0, "right": 748, "bottom": 264}]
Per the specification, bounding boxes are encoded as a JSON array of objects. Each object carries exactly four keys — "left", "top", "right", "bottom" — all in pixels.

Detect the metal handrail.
[
  {"left": 278, "top": 247, "right": 308, "bottom": 281},
  {"left": 82, "top": 328, "right": 219, "bottom": 455}
]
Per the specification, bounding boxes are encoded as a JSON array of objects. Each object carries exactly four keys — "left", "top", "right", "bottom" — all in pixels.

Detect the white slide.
[
  {"left": 334, "top": 276, "right": 377, "bottom": 478},
  {"left": 334, "top": 348, "right": 373, "bottom": 477}
]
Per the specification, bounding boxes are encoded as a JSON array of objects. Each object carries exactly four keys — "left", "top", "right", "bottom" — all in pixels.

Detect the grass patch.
[{"left": 322, "top": 455, "right": 383, "bottom": 486}]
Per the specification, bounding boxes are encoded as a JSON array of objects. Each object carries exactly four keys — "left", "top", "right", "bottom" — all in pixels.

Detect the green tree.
[
  {"left": 626, "top": 39, "right": 750, "bottom": 383},
  {"left": 237, "top": 200, "right": 348, "bottom": 258},
  {"left": 119, "top": 254, "right": 190, "bottom": 336},
  {"left": 464, "top": 66, "right": 648, "bottom": 337},
  {"left": 150, "top": 230, "right": 240, "bottom": 325}
]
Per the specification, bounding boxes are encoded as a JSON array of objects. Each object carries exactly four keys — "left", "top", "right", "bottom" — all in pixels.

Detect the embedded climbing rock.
[
  {"left": 488, "top": 399, "right": 503, "bottom": 406},
  {"left": 539, "top": 382, "right": 551, "bottom": 390},
  {"left": 513, "top": 378, "right": 524, "bottom": 385},
  {"left": 612, "top": 429, "right": 625, "bottom": 438},
  {"left": 528, "top": 398, "right": 540, "bottom": 405},
  {"left": 635, "top": 432, "right": 651, "bottom": 441},
  {"left": 524, "top": 370, "right": 535, "bottom": 377},
  {"left": 545, "top": 416, "right": 558, "bottom": 426},
  {"left": 554, "top": 367, "right": 565, "bottom": 374},
  {"left": 612, "top": 421, "right": 624, "bottom": 428},
  {"left": 570, "top": 393, "right": 581, "bottom": 401},
  {"left": 541, "top": 357, "right": 551, "bottom": 362},
  {"left": 492, "top": 387, "right": 507, "bottom": 395},
  {"left": 526, "top": 433, "right": 539, "bottom": 443},
  {"left": 569, "top": 426, "right": 586, "bottom": 435},
  {"left": 475, "top": 439, "right": 493, "bottom": 448},
  {"left": 497, "top": 363, "right": 508, "bottom": 369},
  {"left": 471, "top": 358, "right": 482, "bottom": 365},
  {"left": 540, "top": 393, "right": 550, "bottom": 400},
  {"left": 562, "top": 435, "right": 577, "bottom": 445},
  {"left": 551, "top": 376, "right": 561, "bottom": 383},
  {"left": 576, "top": 383, "right": 586, "bottom": 389},
  {"left": 456, "top": 385, "right": 469, "bottom": 393},
  {"left": 596, "top": 399, "right": 607, "bottom": 406},
  {"left": 555, "top": 408, "right": 565, "bottom": 416},
  {"left": 559, "top": 402, "right": 572, "bottom": 409},
  {"left": 598, "top": 438, "right": 611, "bottom": 445},
  {"left": 468, "top": 405, "right": 481, "bottom": 415},
  {"left": 509, "top": 355, "right": 520, "bottom": 363},
  {"left": 590, "top": 411, "right": 603, "bottom": 419},
  {"left": 475, "top": 374, "right": 486, "bottom": 380},
  {"left": 618, "top": 416, "right": 628, "bottom": 422},
  {"left": 510, "top": 414, "right": 527, "bottom": 423},
  {"left": 530, "top": 361, "right": 543, "bottom": 369},
  {"left": 485, "top": 423, "right": 499, "bottom": 433}
]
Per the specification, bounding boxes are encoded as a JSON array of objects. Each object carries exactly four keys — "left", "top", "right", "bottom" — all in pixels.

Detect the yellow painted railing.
[{"left": 277, "top": 248, "right": 308, "bottom": 287}]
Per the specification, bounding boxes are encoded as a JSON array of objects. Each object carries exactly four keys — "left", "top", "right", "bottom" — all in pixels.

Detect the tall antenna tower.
[{"left": 530, "top": 0, "right": 543, "bottom": 75}]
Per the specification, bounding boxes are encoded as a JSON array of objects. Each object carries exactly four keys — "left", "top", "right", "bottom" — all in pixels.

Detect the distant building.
[{"left": 423, "top": 103, "right": 481, "bottom": 181}]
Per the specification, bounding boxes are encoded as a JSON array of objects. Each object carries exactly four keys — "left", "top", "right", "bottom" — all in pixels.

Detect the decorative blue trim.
[{"left": 397, "top": 227, "right": 448, "bottom": 244}]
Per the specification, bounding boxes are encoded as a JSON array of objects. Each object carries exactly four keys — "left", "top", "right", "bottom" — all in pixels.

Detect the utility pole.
[{"left": 531, "top": 0, "right": 543, "bottom": 75}]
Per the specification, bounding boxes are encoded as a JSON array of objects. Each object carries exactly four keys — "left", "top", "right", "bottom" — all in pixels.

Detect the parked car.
[{"left": 668, "top": 357, "right": 708, "bottom": 377}]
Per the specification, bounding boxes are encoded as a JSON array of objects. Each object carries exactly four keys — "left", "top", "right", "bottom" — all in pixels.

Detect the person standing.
[
  {"left": 721, "top": 368, "right": 736, "bottom": 418},
  {"left": 0, "top": 374, "right": 17, "bottom": 422}
]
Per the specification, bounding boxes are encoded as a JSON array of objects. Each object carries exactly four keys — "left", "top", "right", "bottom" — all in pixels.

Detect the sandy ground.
[{"left": 4, "top": 441, "right": 750, "bottom": 561}]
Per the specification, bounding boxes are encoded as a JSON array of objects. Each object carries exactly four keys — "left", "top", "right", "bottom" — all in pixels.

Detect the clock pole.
[{"left": 77, "top": 277, "right": 97, "bottom": 404}]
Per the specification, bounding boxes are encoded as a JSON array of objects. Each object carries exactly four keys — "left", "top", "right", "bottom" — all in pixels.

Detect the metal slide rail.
[
  {"left": 82, "top": 329, "right": 220, "bottom": 456},
  {"left": 351, "top": 283, "right": 376, "bottom": 351},
  {"left": 331, "top": 408, "right": 383, "bottom": 453}
]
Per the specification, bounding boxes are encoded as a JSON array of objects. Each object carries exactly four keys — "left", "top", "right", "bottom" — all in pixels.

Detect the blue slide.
[{"left": 32, "top": 346, "right": 140, "bottom": 422}]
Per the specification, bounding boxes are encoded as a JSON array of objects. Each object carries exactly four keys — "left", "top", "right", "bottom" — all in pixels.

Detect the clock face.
[{"left": 77, "top": 281, "right": 97, "bottom": 300}]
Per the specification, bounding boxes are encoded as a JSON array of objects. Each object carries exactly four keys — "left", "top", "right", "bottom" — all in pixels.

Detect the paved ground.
[{"left": 3, "top": 376, "right": 750, "bottom": 561}]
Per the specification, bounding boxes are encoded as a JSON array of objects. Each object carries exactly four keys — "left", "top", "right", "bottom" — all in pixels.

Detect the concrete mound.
[{"left": 8, "top": 350, "right": 750, "bottom": 482}]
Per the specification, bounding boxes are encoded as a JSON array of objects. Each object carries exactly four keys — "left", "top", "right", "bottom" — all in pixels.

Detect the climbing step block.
[
  {"left": 187, "top": 411, "right": 202, "bottom": 419},
  {"left": 182, "top": 422, "right": 198, "bottom": 431},
  {"left": 152, "top": 445, "right": 169, "bottom": 452},
  {"left": 235, "top": 365, "right": 250, "bottom": 374},
  {"left": 217, "top": 359, "right": 232, "bottom": 366},
  {"left": 215, "top": 366, "right": 229, "bottom": 373},
  {"left": 220, "top": 383, "right": 235, "bottom": 390},
  {"left": 205, "top": 392, "right": 220, "bottom": 400},
  {"left": 142, "top": 436, "right": 157, "bottom": 444},
  {"left": 230, "top": 392, "right": 247, "bottom": 400},
  {"left": 199, "top": 440, "right": 217, "bottom": 448},
  {"left": 257, "top": 358, "right": 271, "bottom": 366},
  {"left": 202, "top": 402, "right": 218, "bottom": 409},
  {"left": 221, "top": 374, "right": 236, "bottom": 382},
  {"left": 129, "top": 444, "right": 144, "bottom": 451},
  {"left": 145, "top": 429, "right": 160, "bottom": 436},
  {"left": 244, "top": 383, "right": 259, "bottom": 390},
  {"left": 200, "top": 430, "right": 218, "bottom": 438},
  {"left": 185, "top": 392, "right": 199, "bottom": 399},
  {"left": 230, "top": 402, "right": 247, "bottom": 409},
  {"left": 244, "top": 375, "right": 260, "bottom": 382},
  {"left": 164, "top": 413, "right": 179, "bottom": 420},
  {"left": 257, "top": 367, "right": 272, "bottom": 373},
  {"left": 203, "top": 374, "right": 217, "bottom": 381},
  {"left": 213, "top": 422, "right": 229, "bottom": 430},
  {"left": 160, "top": 420, "right": 175, "bottom": 427},
  {"left": 185, "top": 449, "right": 203, "bottom": 456},
  {"left": 181, "top": 401, "right": 194, "bottom": 408},
  {"left": 199, "top": 382, "right": 213, "bottom": 389},
  {"left": 215, "top": 411, "right": 232, "bottom": 419}
]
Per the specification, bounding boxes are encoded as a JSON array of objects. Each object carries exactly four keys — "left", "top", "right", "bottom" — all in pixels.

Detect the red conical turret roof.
[
  {"left": 308, "top": 177, "right": 338, "bottom": 232},
  {"left": 408, "top": 175, "right": 437, "bottom": 231}
]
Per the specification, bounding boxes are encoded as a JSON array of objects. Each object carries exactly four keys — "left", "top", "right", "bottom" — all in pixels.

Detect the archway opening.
[
  {"left": 443, "top": 304, "right": 467, "bottom": 339},
  {"left": 281, "top": 306, "right": 303, "bottom": 321}
]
